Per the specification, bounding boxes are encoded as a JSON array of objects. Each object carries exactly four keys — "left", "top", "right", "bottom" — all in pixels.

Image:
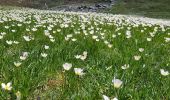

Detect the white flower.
[
  {"left": 112, "top": 34, "right": 117, "bottom": 38},
  {"left": 20, "top": 56, "right": 27, "bottom": 60},
  {"left": 4, "top": 26, "right": 9, "bottom": 29},
  {"left": 160, "top": 69, "right": 169, "bottom": 76},
  {"left": 103, "top": 95, "right": 118, "bottom": 100},
  {"left": 6, "top": 40, "right": 13, "bottom": 45},
  {"left": 13, "top": 41, "right": 19, "bottom": 44},
  {"left": 48, "top": 35, "right": 54, "bottom": 39},
  {"left": 65, "top": 37, "right": 69, "bottom": 41},
  {"left": 20, "top": 52, "right": 29, "bottom": 60},
  {"left": 104, "top": 41, "right": 109, "bottom": 44},
  {"left": 165, "top": 37, "right": 170, "bottom": 42},
  {"left": 74, "top": 68, "right": 85, "bottom": 76},
  {"left": 108, "top": 44, "right": 113, "bottom": 48},
  {"left": 118, "top": 33, "right": 121, "bottom": 35},
  {"left": 17, "top": 24, "right": 22, "bottom": 27},
  {"left": 112, "top": 78, "right": 123, "bottom": 88},
  {"left": 26, "top": 28, "right": 30, "bottom": 31},
  {"left": 1, "top": 82, "right": 12, "bottom": 91},
  {"left": 126, "top": 30, "right": 131, "bottom": 38},
  {"left": 112, "top": 97, "right": 118, "bottom": 100},
  {"left": 71, "top": 38, "right": 77, "bottom": 41},
  {"left": 44, "top": 31, "right": 50, "bottom": 36},
  {"left": 92, "top": 35, "right": 98, "bottom": 39},
  {"left": 11, "top": 30, "right": 16, "bottom": 32},
  {"left": 44, "top": 45, "right": 49, "bottom": 49},
  {"left": 80, "top": 55, "right": 87, "bottom": 61},
  {"left": 57, "top": 29, "right": 61, "bottom": 32},
  {"left": 14, "top": 62, "right": 22, "bottom": 67},
  {"left": 1, "top": 32, "right": 6, "bottom": 35},
  {"left": 41, "top": 53, "right": 48, "bottom": 58},
  {"left": 16, "top": 91, "right": 21, "bottom": 100},
  {"left": 139, "top": 48, "right": 144, "bottom": 52},
  {"left": 103, "top": 95, "right": 110, "bottom": 100},
  {"left": 23, "top": 36, "right": 31, "bottom": 42},
  {"left": 75, "top": 55, "right": 81, "bottom": 59},
  {"left": 0, "top": 35, "right": 3, "bottom": 39},
  {"left": 147, "top": 38, "right": 152, "bottom": 41},
  {"left": 134, "top": 55, "right": 141, "bottom": 61},
  {"left": 32, "top": 28, "right": 37, "bottom": 31},
  {"left": 67, "top": 34, "right": 73, "bottom": 38},
  {"left": 50, "top": 38, "right": 55, "bottom": 42},
  {"left": 121, "top": 64, "right": 129, "bottom": 70},
  {"left": 96, "top": 39, "right": 99, "bottom": 41},
  {"left": 63, "top": 63, "right": 72, "bottom": 71}
]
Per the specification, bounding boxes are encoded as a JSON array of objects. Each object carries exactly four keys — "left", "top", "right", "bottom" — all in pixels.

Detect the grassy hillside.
[
  {"left": 109, "top": 0, "right": 170, "bottom": 19},
  {"left": 0, "top": 8, "right": 170, "bottom": 99},
  {"left": 0, "top": 0, "right": 107, "bottom": 8}
]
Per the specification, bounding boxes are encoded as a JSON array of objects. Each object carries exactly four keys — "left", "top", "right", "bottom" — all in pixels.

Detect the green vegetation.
[
  {"left": 108, "top": 0, "right": 170, "bottom": 19},
  {"left": 0, "top": 8, "right": 170, "bottom": 99}
]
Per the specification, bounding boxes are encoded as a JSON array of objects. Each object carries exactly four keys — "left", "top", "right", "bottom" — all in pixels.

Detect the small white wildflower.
[
  {"left": 92, "top": 35, "right": 98, "bottom": 39},
  {"left": 118, "top": 33, "right": 121, "bottom": 35},
  {"left": 20, "top": 52, "right": 29, "bottom": 60},
  {"left": 112, "top": 97, "right": 118, "bottom": 100},
  {"left": 32, "top": 28, "right": 37, "bottom": 31},
  {"left": 63, "top": 63, "right": 72, "bottom": 71},
  {"left": 16, "top": 91, "right": 21, "bottom": 100},
  {"left": 139, "top": 48, "right": 144, "bottom": 52},
  {"left": 41, "top": 53, "right": 48, "bottom": 58},
  {"left": 13, "top": 41, "right": 19, "bottom": 44},
  {"left": 134, "top": 55, "right": 141, "bottom": 61},
  {"left": 160, "top": 69, "right": 169, "bottom": 76},
  {"left": 112, "top": 78, "right": 123, "bottom": 88},
  {"left": 0, "top": 35, "right": 3, "bottom": 39},
  {"left": 74, "top": 68, "right": 85, "bottom": 76},
  {"left": 14, "top": 62, "right": 22, "bottom": 67},
  {"left": 1, "top": 32, "right": 6, "bottom": 35},
  {"left": 50, "top": 38, "right": 55, "bottom": 42},
  {"left": 44, "top": 45, "right": 49, "bottom": 49},
  {"left": 103, "top": 95, "right": 110, "bottom": 100},
  {"left": 112, "top": 34, "right": 117, "bottom": 38},
  {"left": 6, "top": 40, "right": 13, "bottom": 45},
  {"left": 121, "top": 64, "right": 129, "bottom": 70},
  {"left": 104, "top": 40, "right": 109, "bottom": 44},
  {"left": 1, "top": 82, "right": 12, "bottom": 91},
  {"left": 72, "top": 38, "right": 77, "bottom": 41},
  {"left": 165, "top": 37, "right": 170, "bottom": 42},
  {"left": 75, "top": 55, "right": 81, "bottom": 59},
  {"left": 23, "top": 36, "right": 31, "bottom": 42},
  {"left": 147, "top": 38, "right": 152, "bottom": 41},
  {"left": 80, "top": 51, "right": 88, "bottom": 61}
]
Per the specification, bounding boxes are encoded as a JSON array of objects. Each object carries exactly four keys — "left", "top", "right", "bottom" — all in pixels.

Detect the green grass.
[
  {"left": 108, "top": 0, "right": 170, "bottom": 19},
  {"left": 0, "top": 8, "right": 170, "bottom": 99}
]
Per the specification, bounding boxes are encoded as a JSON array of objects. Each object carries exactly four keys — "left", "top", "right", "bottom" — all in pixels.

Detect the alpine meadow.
[{"left": 0, "top": 7, "right": 170, "bottom": 100}]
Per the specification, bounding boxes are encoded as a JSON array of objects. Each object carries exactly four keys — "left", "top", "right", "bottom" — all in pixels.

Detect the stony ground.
[{"left": 50, "top": 1, "right": 114, "bottom": 12}]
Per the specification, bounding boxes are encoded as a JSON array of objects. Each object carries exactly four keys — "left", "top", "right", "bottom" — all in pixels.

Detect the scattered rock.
[{"left": 51, "top": 1, "right": 115, "bottom": 12}]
